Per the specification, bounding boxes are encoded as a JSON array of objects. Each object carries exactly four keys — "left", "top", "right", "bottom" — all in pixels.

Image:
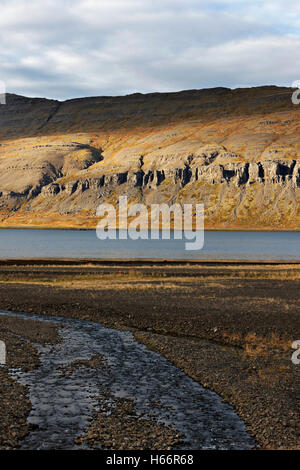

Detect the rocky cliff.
[{"left": 0, "top": 86, "right": 299, "bottom": 229}]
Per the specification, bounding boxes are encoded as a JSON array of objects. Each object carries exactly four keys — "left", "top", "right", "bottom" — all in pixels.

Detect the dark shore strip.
[{"left": 0, "top": 258, "right": 300, "bottom": 266}]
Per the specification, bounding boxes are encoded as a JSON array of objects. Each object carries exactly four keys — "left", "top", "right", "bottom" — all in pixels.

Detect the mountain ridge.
[{"left": 0, "top": 85, "right": 299, "bottom": 229}]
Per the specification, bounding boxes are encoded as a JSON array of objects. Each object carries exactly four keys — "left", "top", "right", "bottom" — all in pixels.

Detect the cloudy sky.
[{"left": 0, "top": 0, "right": 299, "bottom": 100}]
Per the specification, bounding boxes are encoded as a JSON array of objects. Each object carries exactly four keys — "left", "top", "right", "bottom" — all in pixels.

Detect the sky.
[{"left": 0, "top": 0, "right": 299, "bottom": 100}]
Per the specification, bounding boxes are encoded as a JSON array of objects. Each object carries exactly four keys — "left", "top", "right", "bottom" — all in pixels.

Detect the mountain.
[{"left": 0, "top": 86, "right": 299, "bottom": 229}]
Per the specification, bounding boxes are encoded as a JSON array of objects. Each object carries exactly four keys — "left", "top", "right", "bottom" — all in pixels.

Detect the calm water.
[{"left": 0, "top": 229, "right": 299, "bottom": 260}]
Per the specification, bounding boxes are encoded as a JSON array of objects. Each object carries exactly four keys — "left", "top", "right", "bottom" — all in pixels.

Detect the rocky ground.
[
  {"left": 0, "top": 262, "right": 299, "bottom": 449},
  {"left": 81, "top": 394, "right": 183, "bottom": 451},
  {"left": 57, "top": 354, "right": 184, "bottom": 450},
  {"left": 57, "top": 355, "right": 183, "bottom": 450}
]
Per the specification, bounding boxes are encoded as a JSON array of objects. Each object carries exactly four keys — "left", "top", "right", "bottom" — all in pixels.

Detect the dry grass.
[
  {"left": 222, "top": 330, "right": 291, "bottom": 357},
  {"left": 243, "top": 332, "right": 291, "bottom": 358},
  {"left": 0, "top": 276, "right": 195, "bottom": 291},
  {"left": 59, "top": 280, "right": 193, "bottom": 291},
  {"left": 236, "top": 270, "right": 300, "bottom": 280}
]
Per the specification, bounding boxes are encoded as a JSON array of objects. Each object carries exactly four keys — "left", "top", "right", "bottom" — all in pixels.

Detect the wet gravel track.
[{"left": 0, "top": 310, "right": 254, "bottom": 450}]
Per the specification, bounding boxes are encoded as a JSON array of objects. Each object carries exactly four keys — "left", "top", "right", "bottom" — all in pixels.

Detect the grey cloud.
[{"left": 0, "top": 0, "right": 299, "bottom": 99}]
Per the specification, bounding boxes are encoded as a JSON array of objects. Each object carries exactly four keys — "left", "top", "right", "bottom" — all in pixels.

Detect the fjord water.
[{"left": 0, "top": 229, "right": 299, "bottom": 260}]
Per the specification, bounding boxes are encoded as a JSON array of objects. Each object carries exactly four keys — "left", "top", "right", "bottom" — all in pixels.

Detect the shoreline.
[
  {"left": 0, "top": 258, "right": 299, "bottom": 266},
  {"left": 0, "top": 225, "right": 300, "bottom": 232}
]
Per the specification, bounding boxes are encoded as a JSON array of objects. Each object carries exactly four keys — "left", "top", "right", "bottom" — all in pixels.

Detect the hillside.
[{"left": 0, "top": 86, "right": 299, "bottom": 229}]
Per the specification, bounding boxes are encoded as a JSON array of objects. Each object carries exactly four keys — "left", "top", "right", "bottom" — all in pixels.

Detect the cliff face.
[{"left": 0, "top": 86, "right": 300, "bottom": 229}]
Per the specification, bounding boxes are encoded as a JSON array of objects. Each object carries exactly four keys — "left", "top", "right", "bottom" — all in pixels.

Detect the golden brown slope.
[{"left": 0, "top": 86, "right": 300, "bottom": 229}]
